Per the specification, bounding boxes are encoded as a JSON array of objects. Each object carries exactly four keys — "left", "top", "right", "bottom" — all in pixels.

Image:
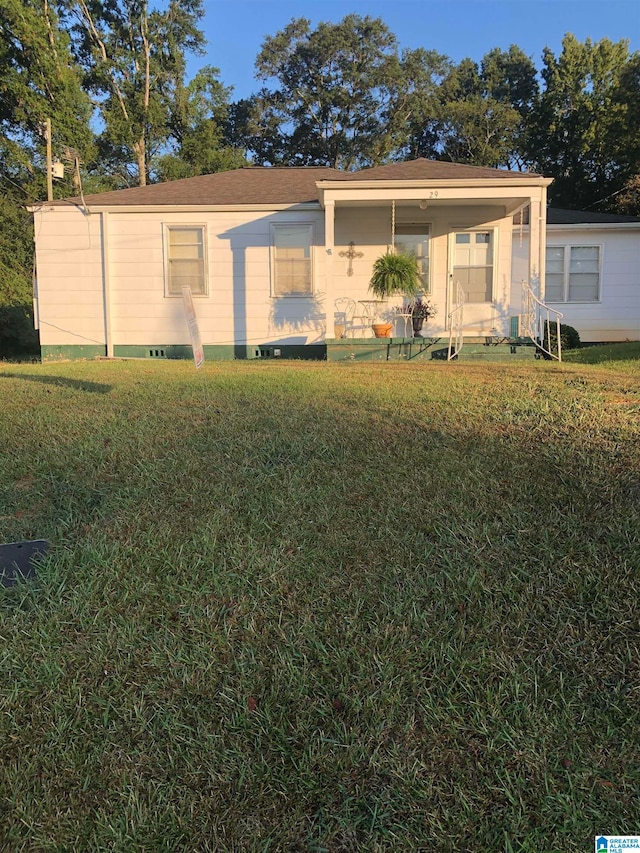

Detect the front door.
[{"left": 448, "top": 229, "right": 497, "bottom": 332}]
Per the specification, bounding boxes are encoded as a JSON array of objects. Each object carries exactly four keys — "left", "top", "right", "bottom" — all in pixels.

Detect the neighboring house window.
[
  {"left": 395, "top": 226, "right": 430, "bottom": 292},
  {"left": 545, "top": 245, "right": 600, "bottom": 302},
  {"left": 453, "top": 230, "right": 494, "bottom": 302},
  {"left": 166, "top": 226, "right": 207, "bottom": 296},
  {"left": 271, "top": 224, "right": 313, "bottom": 296}
]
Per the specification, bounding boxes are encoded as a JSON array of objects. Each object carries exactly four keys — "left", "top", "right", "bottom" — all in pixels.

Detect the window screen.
[
  {"left": 272, "top": 225, "right": 313, "bottom": 296},
  {"left": 396, "top": 226, "right": 430, "bottom": 292},
  {"left": 167, "top": 227, "right": 206, "bottom": 295}
]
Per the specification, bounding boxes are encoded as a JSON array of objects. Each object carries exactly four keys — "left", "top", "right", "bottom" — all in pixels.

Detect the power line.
[{"left": 0, "top": 173, "right": 34, "bottom": 199}]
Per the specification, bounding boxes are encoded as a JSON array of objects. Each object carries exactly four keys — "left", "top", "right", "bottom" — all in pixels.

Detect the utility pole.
[{"left": 45, "top": 117, "right": 53, "bottom": 202}]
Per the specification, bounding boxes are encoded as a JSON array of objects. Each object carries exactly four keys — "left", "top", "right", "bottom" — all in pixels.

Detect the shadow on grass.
[{"left": 0, "top": 373, "right": 112, "bottom": 394}]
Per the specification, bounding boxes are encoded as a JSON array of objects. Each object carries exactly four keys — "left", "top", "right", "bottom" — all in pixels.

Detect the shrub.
[{"left": 539, "top": 322, "right": 581, "bottom": 357}]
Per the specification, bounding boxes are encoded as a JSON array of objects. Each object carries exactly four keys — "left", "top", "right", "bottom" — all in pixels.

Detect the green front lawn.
[
  {"left": 563, "top": 341, "right": 640, "bottom": 365},
  {"left": 1, "top": 359, "right": 638, "bottom": 851}
]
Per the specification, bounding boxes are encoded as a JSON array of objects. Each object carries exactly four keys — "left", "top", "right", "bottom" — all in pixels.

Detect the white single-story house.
[{"left": 29, "top": 159, "right": 640, "bottom": 361}]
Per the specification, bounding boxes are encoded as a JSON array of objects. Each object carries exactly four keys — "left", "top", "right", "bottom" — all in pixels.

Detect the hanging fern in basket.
[{"left": 369, "top": 251, "right": 422, "bottom": 298}]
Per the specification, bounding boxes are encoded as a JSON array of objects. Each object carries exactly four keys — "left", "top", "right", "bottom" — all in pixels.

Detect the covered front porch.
[{"left": 315, "top": 163, "right": 553, "bottom": 350}]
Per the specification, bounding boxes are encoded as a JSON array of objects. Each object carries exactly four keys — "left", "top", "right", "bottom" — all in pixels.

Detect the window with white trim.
[
  {"left": 165, "top": 225, "right": 207, "bottom": 296},
  {"left": 545, "top": 245, "right": 600, "bottom": 302},
  {"left": 395, "top": 225, "right": 430, "bottom": 292},
  {"left": 453, "top": 230, "right": 494, "bottom": 302},
  {"left": 271, "top": 224, "right": 313, "bottom": 296}
]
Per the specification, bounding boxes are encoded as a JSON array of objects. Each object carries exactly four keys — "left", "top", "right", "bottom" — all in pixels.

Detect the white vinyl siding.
[
  {"left": 166, "top": 226, "right": 206, "bottom": 296},
  {"left": 453, "top": 230, "right": 494, "bottom": 302},
  {"left": 545, "top": 245, "right": 600, "bottom": 302},
  {"left": 31, "top": 208, "right": 106, "bottom": 347},
  {"left": 271, "top": 224, "right": 313, "bottom": 296}
]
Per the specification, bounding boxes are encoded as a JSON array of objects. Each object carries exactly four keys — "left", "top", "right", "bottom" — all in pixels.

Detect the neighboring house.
[
  {"left": 29, "top": 159, "right": 639, "bottom": 361},
  {"left": 513, "top": 207, "right": 640, "bottom": 342}
]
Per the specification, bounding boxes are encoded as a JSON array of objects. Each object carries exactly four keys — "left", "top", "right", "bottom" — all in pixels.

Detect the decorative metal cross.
[{"left": 339, "top": 241, "right": 364, "bottom": 277}]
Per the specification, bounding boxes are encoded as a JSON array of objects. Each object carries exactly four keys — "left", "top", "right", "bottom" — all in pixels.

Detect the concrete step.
[
  {"left": 453, "top": 343, "right": 538, "bottom": 361},
  {"left": 326, "top": 337, "right": 540, "bottom": 363},
  {"left": 454, "top": 350, "right": 537, "bottom": 362}
]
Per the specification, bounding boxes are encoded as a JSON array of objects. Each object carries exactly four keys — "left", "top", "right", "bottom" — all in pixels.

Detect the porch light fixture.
[{"left": 419, "top": 200, "right": 428, "bottom": 210}]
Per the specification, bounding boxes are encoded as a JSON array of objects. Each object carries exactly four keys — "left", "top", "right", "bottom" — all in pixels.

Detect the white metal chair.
[
  {"left": 334, "top": 297, "right": 357, "bottom": 338},
  {"left": 395, "top": 305, "right": 413, "bottom": 338},
  {"left": 354, "top": 299, "right": 385, "bottom": 337}
]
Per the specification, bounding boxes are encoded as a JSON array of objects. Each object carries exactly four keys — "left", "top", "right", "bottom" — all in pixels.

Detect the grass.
[
  {"left": 563, "top": 341, "right": 640, "bottom": 366},
  {"left": 1, "top": 357, "right": 639, "bottom": 852}
]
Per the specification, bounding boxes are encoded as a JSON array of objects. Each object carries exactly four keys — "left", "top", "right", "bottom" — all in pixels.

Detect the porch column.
[
  {"left": 323, "top": 200, "right": 335, "bottom": 339},
  {"left": 528, "top": 195, "right": 545, "bottom": 298},
  {"left": 539, "top": 186, "right": 548, "bottom": 300}
]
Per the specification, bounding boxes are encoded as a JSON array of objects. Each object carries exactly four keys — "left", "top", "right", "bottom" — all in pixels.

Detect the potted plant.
[
  {"left": 369, "top": 251, "right": 421, "bottom": 337},
  {"left": 405, "top": 297, "right": 437, "bottom": 337}
]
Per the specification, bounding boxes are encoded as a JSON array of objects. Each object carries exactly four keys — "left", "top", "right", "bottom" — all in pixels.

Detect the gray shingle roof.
[
  {"left": 516, "top": 206, "right": 640, "bottom": 225},
  {"left": 546, "top": 207, "right": 640, "bottom": 224},
  {"left": 56, "top": 167, "right": 343, "bottom": 207},
  {"left": 51, "top": 159, "right": 544, "bottom": 207},
  {"left": 332, "top": 158, "right": 542, "bottom": 181}
]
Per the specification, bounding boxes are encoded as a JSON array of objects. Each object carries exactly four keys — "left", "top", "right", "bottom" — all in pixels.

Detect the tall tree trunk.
[{"left": 133, "top": 138, "right": 146, "bottom": 186}]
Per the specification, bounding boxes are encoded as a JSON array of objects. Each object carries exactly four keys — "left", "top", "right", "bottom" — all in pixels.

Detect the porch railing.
[
  {"left": 447, "top": 282, "right": 464, "bottom": 361},
  {"left": 521, "top": 279, "right": 564, "bottom": 361}
]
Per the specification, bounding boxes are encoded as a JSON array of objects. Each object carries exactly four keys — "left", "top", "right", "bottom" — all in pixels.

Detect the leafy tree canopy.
[
  {"left": 415, "top": 48, "right": 537, "bottom": 168},
  {"left": 242, "top": 14, "right": 448, "bottom": 170},
  {"left": 0, "top": 0, "right": 93, "bottom": 193},
  {"left": 525, "top": 34, "right": 640, "bottom": 210},
  {"left": 58, "top": 0, "right": 243, "bottom": 186}
]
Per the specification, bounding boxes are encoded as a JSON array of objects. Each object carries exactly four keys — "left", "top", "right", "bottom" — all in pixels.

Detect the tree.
[
  {"left": 524, "top": 34, "right": 639, "bottom": 210},
  {"left": 156, "top": 65, "right": 247, "bottom": 181},
  {"left": 222, "top": 97, "right": 290, "bottom": 166},
  {"left": 0, "top": 193, "right": 40, "bottom": 358},
  {"left": 615, "top": 175, "right": 640, "bottom": 216},
  {"left": 59, "top": 0, "right": 213, "bottom": 186},
  {"left": 481, "top": 45, "right": 538, "bottom": 169},
  {"left": 0, "top": 0, "right": 93, "bottom": 187},
  {"left": 436, "top": 96, "right": 522, "bottom": 167},
  {"left": 416, "top": 48, "right": 537, "bottom": 168},
  {"left": 610, "top": 54, "right": 640, "bottom": 215},
  {"left": 481, "top": 45, "right": 538, "bottom": 116},
  {"left": 389, "top": 47, "right": 451, "bottom": 161},
  {"left": 0, "top": 0, "right": 93, "bottom": 357},
  {"left": 246, "top": 15, "right": 447, "bottom": 170}
]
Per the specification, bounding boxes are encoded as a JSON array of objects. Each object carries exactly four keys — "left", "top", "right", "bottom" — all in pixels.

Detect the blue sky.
[{"left": 196, "top": 0, "right": 639, "bottom": 98}]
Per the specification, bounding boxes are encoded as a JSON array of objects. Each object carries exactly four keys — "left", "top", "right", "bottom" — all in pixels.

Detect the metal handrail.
[
  {"left": 521, "top": 280, "right": 564, "bottom": 361},
  {"left": 447, "top": 282, "right": 464, "bottom": 361}
]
